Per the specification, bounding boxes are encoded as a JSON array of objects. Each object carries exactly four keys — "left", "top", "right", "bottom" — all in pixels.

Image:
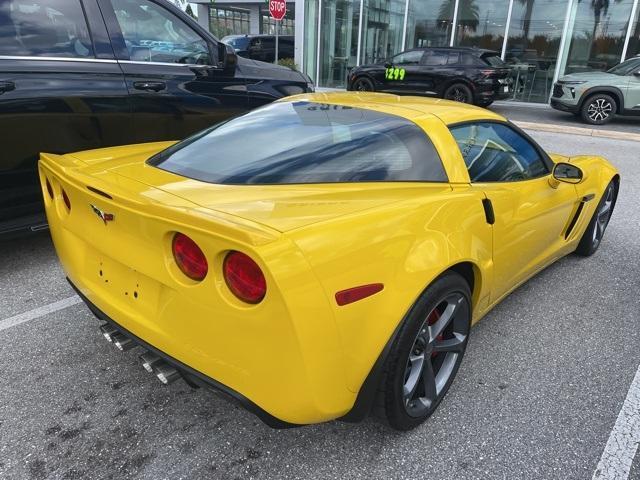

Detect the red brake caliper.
[{"left": 426, "top": 309, "right": 442, "bottom": 358}]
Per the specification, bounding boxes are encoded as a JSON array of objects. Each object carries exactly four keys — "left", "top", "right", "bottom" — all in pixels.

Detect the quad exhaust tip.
[
  {"left": 100, "top": 324, "right": 118, "bottom": 342},
  {"left": 139, "top": 352, "right": 162, "bottom": 373},
  {"left": 154, "top": 363, "right": 181, "bottom": 385},
  {"left": 111, "top": 333, "right": 135, "bottom": 352}
]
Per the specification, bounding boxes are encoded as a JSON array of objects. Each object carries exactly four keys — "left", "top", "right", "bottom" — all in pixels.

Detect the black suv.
[
  {"left": 222, "top": 34, "right": 295, "bottom": 63},
  {"left": 0, "top": 0, "right": 312, "bottom": 238},
  {"left": 347, "top": 47, "right": 513, "bottom": 107}
]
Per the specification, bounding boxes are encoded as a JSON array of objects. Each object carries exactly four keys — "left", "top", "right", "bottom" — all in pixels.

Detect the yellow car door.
[{"left": 448, "top": 121, "right": 579, "bottom": 303}]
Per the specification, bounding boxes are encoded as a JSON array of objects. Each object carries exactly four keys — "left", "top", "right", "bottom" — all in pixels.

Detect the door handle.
[
  {"left": 133, "top": 81, "right": 166, "bottom": 92},
  {"left": 0, "top": 81, "right": 15, "bottom": 94}
]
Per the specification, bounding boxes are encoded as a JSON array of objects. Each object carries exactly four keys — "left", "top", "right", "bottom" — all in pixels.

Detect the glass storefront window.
[
  {"left": 406, "top": 0, "right": 454, "bottom": 49},
  {"left": 260, "top": 5, "right": 296, "bottom": 35},
  {"left": 504, "top": 0, "right": 569, "bottom": 103},
  {"left": 209, "top": 7, "right": 250, "bottom": 38},
  {"left": 318, "top": 0, "right": 360, "bottom": 88},
  {"left": 453, "top": 0, "right": 510, "bottom": 51},
  {"left": 360, "top": 0, "right": 406, "bottom": 64},
  {"left": 563, "top": 0, "right": 634, "bottom": 73}
]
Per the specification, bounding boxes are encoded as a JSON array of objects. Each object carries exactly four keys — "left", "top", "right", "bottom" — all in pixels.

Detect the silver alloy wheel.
[
  {"left": 587, "top": 98, "right": 613, "bottom": 122},
  {"left": 592, "top": 184, "right": 615, "bottom": 248},
  {"left": 403, "top": 293, "right": 469, "bottom": 417}
]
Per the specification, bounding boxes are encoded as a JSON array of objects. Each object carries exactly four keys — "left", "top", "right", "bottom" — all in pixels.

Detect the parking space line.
[
  {"left": 593, "top": 365, "right": 640, "bottom": 479},
  {"left": 0, "top": 296, "right": 82, "bottom": 333}
]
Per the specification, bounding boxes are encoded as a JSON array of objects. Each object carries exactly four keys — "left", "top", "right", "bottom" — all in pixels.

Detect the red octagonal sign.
[{"left": 269, "top": 0, "right": 286, "bottom": 20}]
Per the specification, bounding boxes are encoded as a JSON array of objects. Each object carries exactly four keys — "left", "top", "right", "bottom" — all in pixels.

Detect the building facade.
[
  {"left": 295, "top": 0, "right": 640, "bottom": 102},
  {"left": 192, "top": 0, "right": 295, "bottom": 38},
  {"left": 191, "top": 0, "right": 640, "bottom": 103}
]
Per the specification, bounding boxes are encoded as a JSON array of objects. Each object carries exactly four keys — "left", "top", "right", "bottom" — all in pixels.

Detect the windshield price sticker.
[{"left": 386, "top": 67, "right": 406, "bottom": 80}]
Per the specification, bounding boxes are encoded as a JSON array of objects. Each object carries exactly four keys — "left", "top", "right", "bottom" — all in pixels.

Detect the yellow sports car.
[{"left": 39, "top": 93, "right": 619, "bottom": 430}]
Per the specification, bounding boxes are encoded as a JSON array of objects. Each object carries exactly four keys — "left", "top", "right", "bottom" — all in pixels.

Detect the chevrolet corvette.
[{"left": 39, "top": 92, "right": 619, "bottom": 430}]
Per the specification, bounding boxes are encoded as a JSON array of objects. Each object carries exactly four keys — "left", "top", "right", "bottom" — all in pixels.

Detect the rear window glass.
[
  {"left": 481, "top": 53, "right": 506, "bottom": 67},
  {"left": 149, "top": 101, "right": 448, "bottom": 185},
  {"left": 223, "top": 36, "right": 250, "bottom": 50},
  {"left": 0, "top": 0, "right": 94, "bottom": 58}
]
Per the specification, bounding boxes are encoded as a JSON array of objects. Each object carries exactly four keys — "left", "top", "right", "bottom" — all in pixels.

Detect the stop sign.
[{"left": 269, "top": 0, "right": 286, "bottom": 20}]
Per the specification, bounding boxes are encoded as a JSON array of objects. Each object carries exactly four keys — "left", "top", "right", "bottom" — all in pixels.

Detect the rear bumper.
[{"left": 68, "top": 278, "right": 297, "bottom": 429}]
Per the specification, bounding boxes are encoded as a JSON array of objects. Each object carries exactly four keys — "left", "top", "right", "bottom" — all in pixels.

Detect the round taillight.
[
  {"left": 223, "top": 251, "right": 266, "bottom": 304},
  {"left": 62, "top": 189, "right": 71, "bottom": 211},
  {"left": 45, "top": 178, "right": 53, "bottom": 199},
  {"left": 172, "top": 233, "right": 208, "bottom": 281}
]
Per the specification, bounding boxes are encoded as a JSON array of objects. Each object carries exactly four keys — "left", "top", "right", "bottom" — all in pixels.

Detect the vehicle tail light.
[
  {"left": 62, "top": 189, "right": 71, "bottom": 211},
  {"left": 45, "top": 178, "right": 53, "bottom": 199},
  {"left": 172, "top": 233, "right": 208, "bottom": 281},
  {"left": 335, "top": 283, "right": 384, "bottom": 306},
  {"left": 223, "top": 251, "right": 266, "bottom": 304}
]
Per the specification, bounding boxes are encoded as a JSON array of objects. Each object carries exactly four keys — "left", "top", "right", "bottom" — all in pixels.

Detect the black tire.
[
  {"left": 477, "top": 100, "right": 494, "bottom": 108},
  {"left": 351, "top": 77, "right": 375, "bottom": 92},
  {"left": 375, "top": 271, "right": 471, "bottom": 431},
  {"left": 575, "top": 181, "right": 617, "bottom": 256},
  {"left": 443, "top": 83, "right": 473, "bottom": 104},
  {"left": 580, "top": 93, "right": 617, "bottom": 125}
]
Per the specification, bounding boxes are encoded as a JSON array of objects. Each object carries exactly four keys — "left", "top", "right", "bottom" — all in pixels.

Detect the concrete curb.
[{"left": 514, "top": 120, "right": 640, "bottom": 143}]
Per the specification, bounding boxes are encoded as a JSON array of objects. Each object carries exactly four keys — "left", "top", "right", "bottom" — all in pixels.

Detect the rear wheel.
[
  {"left": 581, "top": 93, "right": 616, "bottom": 125},
  {"left": 376, "top": 272, "right": 471, "bottom": 431},
  {"left": 443, "top": 83, "right": 473, "bottom": 104},
  {"left": 575, "top": 181, "right": 616, "bottom": 256},
  {"left": 352, "top": 77, "right": 375, "bottom": 92}
]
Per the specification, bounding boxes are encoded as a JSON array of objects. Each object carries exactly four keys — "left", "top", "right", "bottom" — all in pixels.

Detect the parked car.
[
  {"left": 551, "top": 56, "right": 640, "bottom": 125},
  {"left": 222, "top": 34, "right": 294, "bottom": 63},
  {"left": 41, "top": 92, "right": 618, "bottom": 430},
  {"left": 347, "top": 47, "right": 513, "bottom": 107},
  {"left": 0, "top": 0, "right": 313, "bottom": 239}
]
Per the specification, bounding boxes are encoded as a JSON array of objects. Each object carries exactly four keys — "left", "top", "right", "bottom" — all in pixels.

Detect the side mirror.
[
  {"left": 634, "top": 70, "right": 640, "bottom": 77},
  {"left": 217, "top": 43, "right": 238, "bottom": 73},
  {"left": 553, "top": 162, "right": 583, "bottom": 184}
]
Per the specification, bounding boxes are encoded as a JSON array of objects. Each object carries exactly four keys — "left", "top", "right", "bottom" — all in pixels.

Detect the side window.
[
  {"left": 422, "top": 51, "right": 448, "bottom": 66},
  {"left": 392, "top": 50, "right": 424, "bottom": 65},
  {"left": 446, "top": 52, "right": 460, "bottom": 65},
  {"left": 0, "top": 0, "right": 94, "bottom": 58},
  {"left": 449, "top": 122, "right": 549, "bottom": 182},
  {"left": 110, "top": 0, "right": 211, "bottom": 65}
]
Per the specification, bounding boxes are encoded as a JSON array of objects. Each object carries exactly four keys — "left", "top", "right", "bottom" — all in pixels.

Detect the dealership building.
[{"left": 193, "top": 0, "right": 640, "bottom": 103}]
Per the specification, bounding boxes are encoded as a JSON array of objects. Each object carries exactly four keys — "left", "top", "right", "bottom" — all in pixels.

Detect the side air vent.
[{"left": 564, "top": 203, "right": 585, "bottom": 239}]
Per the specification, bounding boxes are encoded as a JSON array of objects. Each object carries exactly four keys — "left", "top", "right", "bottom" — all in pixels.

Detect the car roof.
[
  {"left": 408, "top": 46, "right": 500, "bottom": 56},
  {"left": 281, "top": 92, "right": 506, "bottom": 126}
]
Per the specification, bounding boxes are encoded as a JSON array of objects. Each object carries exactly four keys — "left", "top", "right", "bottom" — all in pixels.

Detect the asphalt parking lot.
[{"left": 1, "top": 130, "right": 639, "bottom": 480}]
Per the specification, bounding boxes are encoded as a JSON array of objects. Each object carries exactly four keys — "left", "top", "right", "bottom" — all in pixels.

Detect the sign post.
[{"left": 269, "top": 0, "right": 286, "bottom": 64}]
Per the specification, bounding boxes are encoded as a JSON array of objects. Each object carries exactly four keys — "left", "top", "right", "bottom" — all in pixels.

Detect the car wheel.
[
  {"left": 352, "top": 77, "right": 375, "bottom": 92},
  {"left": 376, "top": 271, "right": 471, "bottom": 431},
  {"left": 477, "top": 100, "right": 493, "bottom": 108},
  {"left": 575, "top": 181, "right": 617, "bottom": 257},
  {"left": 443, "top": 83, "right": 473, "bottom": 104},
  {"left": 581, "top": 94, "right": 616, "bottom": 125}
]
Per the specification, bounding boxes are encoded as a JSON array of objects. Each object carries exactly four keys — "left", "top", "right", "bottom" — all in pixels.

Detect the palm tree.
[
  {"left": 438, "top": 0, "right": 480, "bottom": 38},
  {"left": 516, "top": 0, "right": 535, "bottom": 42}
]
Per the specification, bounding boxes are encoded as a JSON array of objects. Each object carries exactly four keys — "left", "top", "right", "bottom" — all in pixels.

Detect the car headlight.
[
  {"left": 561, "top": 80, "right": 587, "bottom": 85},
  {"left": 306, "top": 81, "right": 315, "bottom": 92}
]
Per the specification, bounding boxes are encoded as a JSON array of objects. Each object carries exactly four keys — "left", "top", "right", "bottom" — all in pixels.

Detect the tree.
[{"left": 438, "top": 0, "right": 480, "bottom": 39}]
